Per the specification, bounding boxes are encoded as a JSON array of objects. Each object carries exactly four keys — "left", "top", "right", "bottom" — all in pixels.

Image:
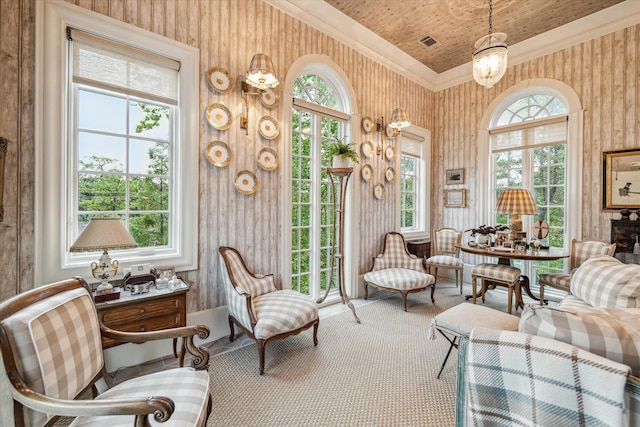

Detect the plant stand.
[{"left": 317, "top": 167, "right": 360, "bottom": 323}]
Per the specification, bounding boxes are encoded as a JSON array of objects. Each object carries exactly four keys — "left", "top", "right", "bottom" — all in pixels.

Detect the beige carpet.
[{"left": 207, "top": 284, "right": 517, "bottom": 427}]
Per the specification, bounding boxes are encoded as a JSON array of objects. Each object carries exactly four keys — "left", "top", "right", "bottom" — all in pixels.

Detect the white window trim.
[
  {"left": 281, "top": 55, "right": 360, "bottom": 299},
  {"left": 476, "top": 79, "right": 583, "bottom": 250},
  {"left": 35, "top": 0, "right": 199, "bottom": 285},
  {"left": 397, "top": 126, "right": 431, "bottom": 241}
]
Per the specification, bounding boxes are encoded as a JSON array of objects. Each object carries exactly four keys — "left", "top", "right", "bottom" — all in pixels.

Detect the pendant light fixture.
[{"left": 472, "top": 0, "right": 508, "bottom": 89}]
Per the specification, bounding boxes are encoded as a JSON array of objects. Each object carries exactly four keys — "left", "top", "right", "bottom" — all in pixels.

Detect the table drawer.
[
  {"left": 100, "top": 297, "right": 182, "bottom": 323},
  {"left": 97, "top": 292, "right": 186, "bottom": 349}
]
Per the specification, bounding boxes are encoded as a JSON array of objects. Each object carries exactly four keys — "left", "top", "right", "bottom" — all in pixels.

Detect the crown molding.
[{"left": 265, "top": 0, "right": 640, "bottom": 93}]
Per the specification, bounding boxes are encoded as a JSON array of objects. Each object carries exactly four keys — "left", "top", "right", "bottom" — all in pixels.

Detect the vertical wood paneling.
[
  {"left": 433, "top": 23, "right": 640, "bottom": 262},
  {"left": 3, "top": 0, "right": 640, "bottom": 313}
]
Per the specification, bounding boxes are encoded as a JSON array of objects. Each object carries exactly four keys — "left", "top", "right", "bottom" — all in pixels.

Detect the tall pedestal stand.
[{"left": 316, "top": 167, "right": 360, "bottom": 323}]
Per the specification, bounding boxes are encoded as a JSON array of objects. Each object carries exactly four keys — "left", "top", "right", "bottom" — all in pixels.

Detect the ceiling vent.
[{"left": 419, "top": 35, "right": 438, "bottom": 47}]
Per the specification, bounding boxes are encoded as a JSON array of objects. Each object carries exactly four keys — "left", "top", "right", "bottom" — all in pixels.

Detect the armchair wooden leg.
[
  {"left": 539, "top": 284, "right": 545, "bottom": 306},
  {"left": 364, "top": 282, "right": 369, "bottom": 300},
  {"left": 401, "top": 292, "right": 408, "bottom": 311},
  {"left": 258, "top": 340, "right": 267, "bottom": 375},
  {"left": 430, "top": 285, "right": 435, "bottom": 303},
  {"left": 456, "top": 271, "right": 462, "bottom": 294},
  {"left": 313, "top": 320, "right": 319, "bottom": 346},
  {"left": 229, "top": 316, "right": 235, "bottom": 342},
  {"left": 507, "top": 286, "right": 513, "bottom": 315}
]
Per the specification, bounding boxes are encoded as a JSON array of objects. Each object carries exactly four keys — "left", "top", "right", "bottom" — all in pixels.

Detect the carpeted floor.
[{"left": 207, "top": 283, "right": 518, "bottom": 427}]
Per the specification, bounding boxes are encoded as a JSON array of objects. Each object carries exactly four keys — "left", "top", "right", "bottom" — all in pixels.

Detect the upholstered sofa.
[{"left": 456, "top": 254, "right": 640, "bottom": 425}]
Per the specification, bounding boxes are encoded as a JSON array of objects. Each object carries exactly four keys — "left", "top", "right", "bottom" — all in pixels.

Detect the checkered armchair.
[
  {"left": 425, "top": 228, "right": 464, "bottom": 294},
  {"left": 538, "top": 238, "right": 616, "bottom": 303},
  {"left": 218, "top": 246, "right": 319, "bottom": 375},
  {"left": 0, "top": 277, "right": 212, "bottom": 427},
  {"left": 363, "top": 232, "right": 435, "bottom": 311}
]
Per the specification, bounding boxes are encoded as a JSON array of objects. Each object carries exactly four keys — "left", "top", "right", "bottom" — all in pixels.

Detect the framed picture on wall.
[
  {"left": 444, "top": 189, "right": 466, "bottom": 208},
  {"left": 445, "top": 168, "right": 464, "bottom": 185},
  {"left": 603, "top": 148, "right": 640, "bottom": 210}
]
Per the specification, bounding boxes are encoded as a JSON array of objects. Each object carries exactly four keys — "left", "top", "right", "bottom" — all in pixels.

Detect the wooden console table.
[{"left": 95, "top": 280, "right": 189, "bottom": 364}]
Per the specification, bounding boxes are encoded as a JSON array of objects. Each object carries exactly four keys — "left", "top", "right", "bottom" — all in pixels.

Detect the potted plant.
[{"left": 328, "top": 139, "right": 359, "bottom": 168}]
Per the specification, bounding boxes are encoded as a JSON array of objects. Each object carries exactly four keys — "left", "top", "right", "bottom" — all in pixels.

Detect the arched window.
[
  {"left": 289, "top": 70, "right": 352, "bottom": 301},
  {"left": 480, "top": 81, "right": 583, "bottom": 300}
]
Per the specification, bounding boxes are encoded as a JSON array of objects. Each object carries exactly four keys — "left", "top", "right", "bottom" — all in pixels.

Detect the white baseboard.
[{"left": 103, "top": 305, "right": 230, "bottom": 372}]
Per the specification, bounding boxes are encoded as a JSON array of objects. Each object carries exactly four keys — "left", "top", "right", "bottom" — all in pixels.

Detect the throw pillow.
[{"left": 571, "top": 254, "right": 640, "bottom": 308}]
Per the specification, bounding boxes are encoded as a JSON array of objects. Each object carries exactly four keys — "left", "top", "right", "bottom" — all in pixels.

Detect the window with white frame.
[
  {"left": 290, "top": 73, "right": 350, "bottom": 300},
  {"left": 489, "top": 94, "right": 569, "bottom": 291},
  {"left": 399, "top": 129, "right": 430, "bottom": 239},
  {"left": 36, "top": 1, "right": 198, "bottom": 285}
]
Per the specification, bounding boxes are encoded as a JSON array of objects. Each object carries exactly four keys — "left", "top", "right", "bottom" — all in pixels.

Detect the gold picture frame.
[
  {"left": 445, "top": 168, "right": 464, "bottom": 185},
  {"left": 602, "top": 148, "right": 640, "bottom": 210},
  {"left": 444, "top": 189, "right": 465, "bottom": 208}
]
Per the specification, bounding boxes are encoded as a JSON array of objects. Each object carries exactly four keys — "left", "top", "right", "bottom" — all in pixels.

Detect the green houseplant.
[{"left": 328, "top": 139, "right": 359, "bottom": 167}]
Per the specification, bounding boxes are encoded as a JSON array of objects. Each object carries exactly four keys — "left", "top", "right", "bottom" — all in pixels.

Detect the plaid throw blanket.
[{"left": 468, "top": 327, "right": 631, "bottom": 426}]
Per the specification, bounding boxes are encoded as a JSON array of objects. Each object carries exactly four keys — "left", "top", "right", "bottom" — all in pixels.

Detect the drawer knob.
[
  {"left": 140, "top": 327, "right": 145, "bottom": 332},
  {"left": 139, "top": 308, "right": 145, "bottom": 314}
]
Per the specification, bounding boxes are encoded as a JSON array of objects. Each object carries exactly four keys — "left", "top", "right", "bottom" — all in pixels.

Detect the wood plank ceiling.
[{"left": 324, "top": 0, "right": 624, "bottom": 73}]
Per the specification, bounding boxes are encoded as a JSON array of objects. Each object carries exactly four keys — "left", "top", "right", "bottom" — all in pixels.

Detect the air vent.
[{"left": 419, "top": 35, "right": 438, "bottom": 47}]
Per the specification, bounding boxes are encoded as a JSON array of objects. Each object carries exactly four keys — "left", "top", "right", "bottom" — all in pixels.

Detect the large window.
[
  {"left": 36, "top": 1, "right": 198, "bottom": 285},
  {"left": 71, "top": 30, "right": 176, "bottom": 248},
  {"left": 290, "top": 74, "right": 350, "bottom": 300},
  {"left": 490, "top": 94, "right": 569, "bottom": 290}
]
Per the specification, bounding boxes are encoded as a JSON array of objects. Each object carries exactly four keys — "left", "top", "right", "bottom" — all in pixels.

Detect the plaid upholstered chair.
[
  {"left": 425, "top": 228, "right": 464, "bottom": 294},
  {"left": 538, "top": 238, "right": 616, "bottom": 304},
  {"left": 363, "top": 232, "right": 436, "bottom": 311},
  {"left": 463, "top": 327, "right": 631, "bottom": 426},
  {"left": 0, "top": 277, "right": 212, "bottom": 427},
  {"left": 218, "top": 246, "right": 319, "bottom": 375}
]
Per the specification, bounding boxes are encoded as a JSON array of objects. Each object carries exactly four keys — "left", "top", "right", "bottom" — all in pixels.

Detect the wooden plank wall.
[
  {"left": 433, "top": 25, "right": 640, "bottom": 254},
  {"left": 2, "top": 0, "right": 639, "bottom": 315},
  {"left": 0, "top": 0, "right": 35, "bottom": 302},
  {"left": 0, "top": 0, "right": 432, "bottom": 312}
]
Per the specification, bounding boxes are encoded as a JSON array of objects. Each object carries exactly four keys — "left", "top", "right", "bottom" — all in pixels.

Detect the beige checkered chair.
[
  {"left": 0, "top": 277, "right": 212, "bottom": 427},
  {"left": 471, "top": 263, "right": 522, "bottom": 314},
  {"left": 219, "top": 246, "right": 319, "bottom": 375},
  {"left": 363, "top": 232, "right": 436, "bottom": 311},
  {"left": 538, "top": 238, "right": 616, "bottom": 304},
  {"left": 425, "top": 228, "right": 464, "bottom": 294}
]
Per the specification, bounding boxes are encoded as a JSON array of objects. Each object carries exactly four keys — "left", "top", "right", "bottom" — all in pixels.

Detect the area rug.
[{"left": 207, "top": 284, "right": 513, "bottom": 426}]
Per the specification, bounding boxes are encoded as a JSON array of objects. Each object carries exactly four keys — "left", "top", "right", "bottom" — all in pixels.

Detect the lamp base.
[{"left": 508, "top": 216, "right": 522, "bottom": 240}]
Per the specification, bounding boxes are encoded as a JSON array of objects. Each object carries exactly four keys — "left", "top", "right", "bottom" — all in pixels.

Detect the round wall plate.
[
  {"left": 361, "top": 164, "right": 373, "bottom": 182},
  {"left": 257, "top": 147, "right": 278, "bottom": 171},
  {"left": 206, "top": 103, "right": 232, "bottom": 130},
  {"left": 206, "top": 67, "right": 234, "bottom": 94},
  {"left": 235, "top": 170, "right": 257, "bottom": 195},
  {"left": 374, "top": 183, "right": 385, "bottom": 200},
  {"left": 205, "top": 140, "right": 232, "bottom": 167}
]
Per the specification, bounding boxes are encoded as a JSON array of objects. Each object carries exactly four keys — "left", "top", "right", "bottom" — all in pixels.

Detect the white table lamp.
[{"left": 70, "top": 218, "right": 138, "bottom": 292}]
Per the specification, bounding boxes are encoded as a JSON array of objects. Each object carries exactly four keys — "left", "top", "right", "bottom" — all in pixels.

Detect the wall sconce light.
[
  {"left": 375, "top": 108, "right": 411, "bottom": 155},
  {"left": 240, "top": 53, "right": 279, "bottom": 135}
]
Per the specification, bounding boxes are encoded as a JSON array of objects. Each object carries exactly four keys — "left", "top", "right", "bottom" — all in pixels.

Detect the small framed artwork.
[
  {"left": 602, "top": 148, "right": 640, "bottom": 210},
  {"left": 495, "top": 231, "right": 511, "bottom": 247},
  {"left": 444, "top": 189, "right": 466, "bottom": 208},
  {"left": 445, "top": 168, "right": 464, "bottom": 185}
]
